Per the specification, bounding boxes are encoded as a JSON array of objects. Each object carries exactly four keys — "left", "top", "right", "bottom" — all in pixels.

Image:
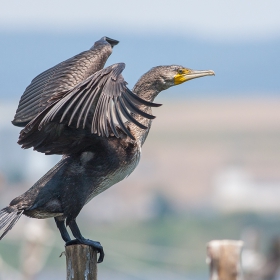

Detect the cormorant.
[{"left": 0, "top": 36, "right": 214, "bottom": 263}]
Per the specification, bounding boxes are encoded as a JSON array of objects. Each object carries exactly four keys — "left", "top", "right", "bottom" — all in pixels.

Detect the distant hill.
[{"left": 0, "top": 32, "right": 279, "bottom": 100}]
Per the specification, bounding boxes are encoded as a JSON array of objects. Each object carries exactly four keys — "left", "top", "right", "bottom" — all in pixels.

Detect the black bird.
[{"left": 0, "top": 37, "right": 214, "bottom": 263}]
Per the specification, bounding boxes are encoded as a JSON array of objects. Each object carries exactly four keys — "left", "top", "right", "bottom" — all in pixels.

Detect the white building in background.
[{"left": 212, "top": 165, "right": 280, "bottom": 213}]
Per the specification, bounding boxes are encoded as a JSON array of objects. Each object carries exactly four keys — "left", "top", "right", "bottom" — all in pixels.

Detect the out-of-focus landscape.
[
  {"left": 1, "top": 1, "right": 280, "bottom": 279},
  {"left": 2, "top": 98, "right": 280, "bottom": 280}
]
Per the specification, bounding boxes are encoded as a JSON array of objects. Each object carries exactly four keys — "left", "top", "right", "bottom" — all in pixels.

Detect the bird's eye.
[{"left": 178, "top": 69, "right": 184, "bottom": 74}]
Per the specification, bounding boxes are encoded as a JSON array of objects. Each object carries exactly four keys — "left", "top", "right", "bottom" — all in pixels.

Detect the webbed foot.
[{"left": 66, "top": 238, "right": 104, "bottom": 263}]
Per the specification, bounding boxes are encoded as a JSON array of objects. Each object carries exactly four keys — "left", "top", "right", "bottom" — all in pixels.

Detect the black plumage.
[
  {"left": 21, "top": 63, "right": 161, "bottom": 146},
  {"left": 0, "top": 37, "right": 214, "bottom": 263},
  {"left": 13, "top": 36, "right": 119, "bottom": 127}
]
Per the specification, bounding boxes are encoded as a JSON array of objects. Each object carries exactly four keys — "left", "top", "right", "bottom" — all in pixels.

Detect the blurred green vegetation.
[{"left": 1, "top": 212, "right": 279, "bottom": 277}]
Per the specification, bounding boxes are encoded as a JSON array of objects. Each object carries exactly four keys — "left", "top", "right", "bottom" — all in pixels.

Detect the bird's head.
[
  {"left": 133, "top": 65, "right": 215, "bottom": 103},
  {"left": 145, "top": 65, "right": 215, "bottom": 91}
]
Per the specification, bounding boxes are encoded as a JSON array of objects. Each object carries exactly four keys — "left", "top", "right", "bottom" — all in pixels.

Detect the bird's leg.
[
  {"left": 66, "top": 219, "right": 104, "bottom": 263},
  {"left": 54, "top": 217, "right": 71, "bottom": 242}
]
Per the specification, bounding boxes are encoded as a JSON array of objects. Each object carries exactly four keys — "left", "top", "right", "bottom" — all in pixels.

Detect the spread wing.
[
  {"left": 18, "top": 63, "right": 161, "bottom": 154},
  {"left": 12, "top": 46, "right": 111, "bottom": 127}
]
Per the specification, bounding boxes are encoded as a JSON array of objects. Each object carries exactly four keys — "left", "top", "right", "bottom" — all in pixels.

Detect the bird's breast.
[{"left": 84, "top": 140, "right": 141, "bottom": 204}]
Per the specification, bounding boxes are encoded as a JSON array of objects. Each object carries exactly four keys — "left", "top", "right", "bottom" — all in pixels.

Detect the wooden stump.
[
  {"left": 65, "top": 244, "right": 97, "bottom": 280},
  {"left": 207, "top": 240, "right": 243, "bottom": 280}
]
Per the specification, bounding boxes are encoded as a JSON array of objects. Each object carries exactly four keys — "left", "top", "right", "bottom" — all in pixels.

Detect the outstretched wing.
[
  {"left": 18, "top": 63, "right": 161, "bottom": 154},
  {"left": 12, "top": 43, "right": 112, "bottom": 127},
  {"left": 35, "top": 63, "right": 161, "bottom": 139}
]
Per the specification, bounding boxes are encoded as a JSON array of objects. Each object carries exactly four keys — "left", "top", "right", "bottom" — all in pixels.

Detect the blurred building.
[{"left": 213, "top": 166, "right": 280, "bottom": 213}]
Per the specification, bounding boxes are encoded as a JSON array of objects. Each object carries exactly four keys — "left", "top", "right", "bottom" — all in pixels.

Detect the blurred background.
[{"left": 0, "top": 0, "right": 280, "bottom": 279}]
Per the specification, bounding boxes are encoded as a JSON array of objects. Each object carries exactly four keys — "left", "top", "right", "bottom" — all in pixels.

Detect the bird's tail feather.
[{"left": 0, "top": 207, "right": 23, "bottom": 240}]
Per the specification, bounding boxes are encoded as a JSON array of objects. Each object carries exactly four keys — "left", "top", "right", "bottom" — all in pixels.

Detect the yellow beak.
[{"left": 174, "top": 69, "right": 215, "bottom": 85}]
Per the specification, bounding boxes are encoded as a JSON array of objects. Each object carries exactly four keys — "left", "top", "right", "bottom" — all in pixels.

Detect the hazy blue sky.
[
  {"left": 1, "top": 0, "right": 280, "bottom": 42},
  {"left": 0, "top": 1, "right": 279, "bottom": 99}
]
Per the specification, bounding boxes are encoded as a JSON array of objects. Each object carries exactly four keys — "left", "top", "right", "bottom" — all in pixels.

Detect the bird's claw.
[{"left": 65, "top": 239, "right": 104, "bottom": 263}]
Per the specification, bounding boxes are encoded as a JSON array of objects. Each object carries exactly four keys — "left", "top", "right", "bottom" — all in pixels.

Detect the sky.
[
  {"left": 0, "top": 1, "right": 279, "bottom": 99},
  {"left": 1, "top": 0, "right": 280, "bottom": 42}
]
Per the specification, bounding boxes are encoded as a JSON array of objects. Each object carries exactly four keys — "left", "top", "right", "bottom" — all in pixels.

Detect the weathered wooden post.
[
  {"left": 207, "top": 240, "right": 243, "bottom": 280},
  {"left": 65, "top": 244, "right": 97, "bottom": 280}
]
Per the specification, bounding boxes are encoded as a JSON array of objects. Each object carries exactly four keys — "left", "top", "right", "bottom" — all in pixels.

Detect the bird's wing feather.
[
  {"left": 36, "top": 63, "right": 161, "bottom": 140},
  {"left": 12, "top": 49, "right": 104, "bottom": 127},
  {"left": 18, "top": 63, "right": 161, "bottom": 154}
]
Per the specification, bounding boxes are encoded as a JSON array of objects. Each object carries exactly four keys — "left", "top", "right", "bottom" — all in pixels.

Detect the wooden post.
[
  {"left": 65, "top": 244, "right": 97, "bottom": 280},
  {"left": 207, "top": 240, "right": 243, "bottom": 280}
]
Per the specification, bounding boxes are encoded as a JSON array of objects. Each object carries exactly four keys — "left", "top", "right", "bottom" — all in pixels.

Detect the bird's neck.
[
  {"left": 128, "top": 78, "right": 162, "bottom": 146},
  {"left": 133, "top": 77, "right": 161, "bottom": 103}
]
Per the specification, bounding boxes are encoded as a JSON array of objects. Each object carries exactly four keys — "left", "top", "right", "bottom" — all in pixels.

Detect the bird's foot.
[{"left": 66, "top": 238, "right": 104, "bottom": 263}]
